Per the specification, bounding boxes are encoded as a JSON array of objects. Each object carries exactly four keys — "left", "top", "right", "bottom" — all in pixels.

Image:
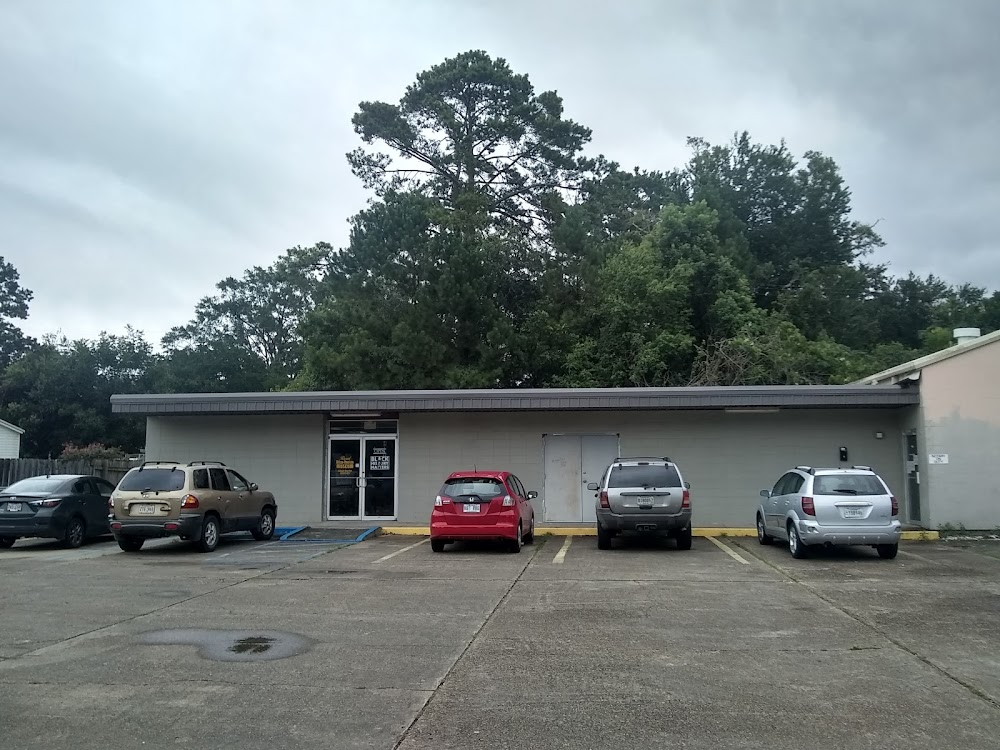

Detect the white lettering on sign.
[
  {"left": 928, "top": 454, "right": 949, "bottom": 465},
  {"left": 372, "top": 447, "right": 387, "bottom": 455},
  {"left": 370, "top": 455, "right": 391, "bottom": 472}
]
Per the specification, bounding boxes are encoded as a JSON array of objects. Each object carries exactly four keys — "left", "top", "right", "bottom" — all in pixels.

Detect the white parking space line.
[
  {"left": 707, "top": 536, "right": 750, "bottom": 565},
  {"left": 374, "top": 538, "right": 429, "bottom": 563},
  {"left": 552, "top": 536, "right": 572, "bottom": 564}
]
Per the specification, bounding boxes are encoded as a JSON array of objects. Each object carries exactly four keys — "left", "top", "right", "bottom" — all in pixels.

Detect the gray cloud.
[{"left": 1, "top": 0, "right": 997, "bottom": 344}]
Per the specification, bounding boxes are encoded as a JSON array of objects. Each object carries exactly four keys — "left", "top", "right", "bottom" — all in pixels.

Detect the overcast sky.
[{"left": 2, "top": 0, "right": 997, "bottom": 344}]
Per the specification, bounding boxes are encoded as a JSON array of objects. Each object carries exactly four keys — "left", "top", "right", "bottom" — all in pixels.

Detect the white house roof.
[
  {"left": 0, "top": 419, "right": 24, "bottom": 435},
  {"left": 856, "top": 328, "right": 1000, "bottom": 385}
]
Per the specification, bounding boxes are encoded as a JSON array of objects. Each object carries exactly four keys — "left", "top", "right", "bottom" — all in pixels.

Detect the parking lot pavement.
[{"left": 2, "top": 534, "right": 1000, "bottom": 749}]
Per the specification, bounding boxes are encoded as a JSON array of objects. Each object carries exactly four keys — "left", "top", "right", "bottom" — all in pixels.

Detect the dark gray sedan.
[{"left": 0, "top": 475, "right": 116, "bottom": 549}]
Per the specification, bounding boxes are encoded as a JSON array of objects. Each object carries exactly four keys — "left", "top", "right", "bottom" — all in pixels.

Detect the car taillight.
[
  {"left": 681, "top": 490, "right": 691, "bottom": 509},
  {"left": 599, "top": 490, "right": 610, "bottom": 508},
  {"left": 181, "top": 494, "right": 199, "bottom": 509},
  {"left": 801, "top": 497, "right": 815, "bottom": 516},
  {"left": 30, "top": 498, "right": 61, "bottom": 508},
  {"left": 890, "top": 496, "right": 898, "bottom": 516},
  {"left": 434, "top": 495, "right": 452, "bottom": 507},
  {"left": 502, "top": 495, "right": 514, "bottom": 507}
]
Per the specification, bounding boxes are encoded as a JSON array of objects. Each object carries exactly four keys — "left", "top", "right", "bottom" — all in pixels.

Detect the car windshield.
[
  {"left": 118, "top": 468, "right": 186, "bottom": 492},
  {"left": 608, "top": 464, "right": 682, "bottom": 488},
  {"left": 3, "top": 477, "right": 66, "bottom": 494},
  {"left": 441, "top": 478, "right": 505, "bottom": 499},
  {"left": 814, "top": 475, "right": 886, "bottom": 496}
]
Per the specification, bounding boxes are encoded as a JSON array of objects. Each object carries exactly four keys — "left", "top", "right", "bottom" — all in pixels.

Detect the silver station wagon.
[{"left": 756, "top": 465, "right": 902, "bottom": 559}]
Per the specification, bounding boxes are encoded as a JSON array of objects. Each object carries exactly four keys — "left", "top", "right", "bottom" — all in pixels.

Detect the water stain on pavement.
[{"left": 139, "top": 628, "right": 311, "bottom": 662}]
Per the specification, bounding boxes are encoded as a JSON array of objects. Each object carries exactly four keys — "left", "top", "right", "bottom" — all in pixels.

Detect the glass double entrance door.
[{"left": 328, "top": 436, "right": 397, "bottom": 519}]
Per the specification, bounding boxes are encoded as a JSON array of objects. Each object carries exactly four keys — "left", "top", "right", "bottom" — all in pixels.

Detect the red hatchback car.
[{"left": 430, "top": 471, "right": 537, "bottom": 553}]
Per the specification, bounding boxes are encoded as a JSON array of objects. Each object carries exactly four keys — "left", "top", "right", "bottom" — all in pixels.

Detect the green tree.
[
  {"left": 0, "top": 256, "right": 34, "bottom": 367},
  {"left": 348, "top": 49, "right": 592, "bottom": 241},
  {"left": 0, "top": 331, "right": 151, "bottom": 457},
  {"left": 164, "top": 244, "right": 328, "bottom": 382}
]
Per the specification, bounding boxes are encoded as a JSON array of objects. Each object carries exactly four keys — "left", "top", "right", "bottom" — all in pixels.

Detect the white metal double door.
[{"left": 542, "top": 434, "right": 620, "bottom": 522}]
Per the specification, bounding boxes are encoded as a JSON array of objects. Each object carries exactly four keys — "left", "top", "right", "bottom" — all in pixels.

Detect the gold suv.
[{"left": 109, "top": 461, "right": 278, "bottom": 553}]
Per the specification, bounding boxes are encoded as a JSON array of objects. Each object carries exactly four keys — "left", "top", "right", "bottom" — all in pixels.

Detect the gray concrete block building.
[{"left": 110, "top": 328, "right": 1000, "bottom": 531}]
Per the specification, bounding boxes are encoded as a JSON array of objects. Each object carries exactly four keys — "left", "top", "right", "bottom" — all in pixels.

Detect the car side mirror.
[
  {"left": 586, "top": 482, "right": 599, "bottom": 491},
  {"left": 759, "top": 489, "right": 771, "bottom": 498},
  {"left": 250, "top": 483, "right": 258, "bottom": 491},
  {"left": 684, "top": 481, "right": 691, "bottom": 490},
  {"left": 527, "top": 491, "right": 538, "bottom": 500}
]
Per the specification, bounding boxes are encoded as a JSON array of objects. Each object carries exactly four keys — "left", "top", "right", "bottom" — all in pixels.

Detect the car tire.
[
  {"left": 431, "top": 539, "right": 445, "bottom": 553},
  {"left": 597, "top": 522, "right": 612, "bottom": 550},
  {"left": 876, "top": 543, "right": 899, "bottom": 560},
  {"left": 508, "top": 522, "right": 523, "bottom": 553},
  {"left": 523, "top": 516, "right": 535, "bottom": 545},
  {"left": 196, "top": 515, "right": 220, "bottom": 553},
  {"left": 675, "top": 525, "right": 693, "bottom": 551},
  {"left": 757, "top": 514, "right": 773, "bottom": 545},
  {"left": 0, "top": 536, "right": 15, "bottom": 549},
  {"left": 788, "top": 522, "right": 808, "bottom": 559},
  {"left": 117, "top": 536, "right": 144, "bottom": 552},
  {"left": 251, "top": 507, "right": 276, "bottom": 541},
  {"left": 63, "top": 516, "right": 86, "bottom": 549}
]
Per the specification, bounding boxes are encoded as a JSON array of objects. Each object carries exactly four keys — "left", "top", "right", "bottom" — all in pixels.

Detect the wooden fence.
[{"left": 0, "top": 458, "right": 137, "bottom": 490}]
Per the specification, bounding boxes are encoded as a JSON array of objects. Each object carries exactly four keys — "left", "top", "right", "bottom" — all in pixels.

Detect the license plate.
[
  {"left": 636, "top": 496, "right": 654, "bottom": 506},
  {"left": 133, "top": 504, "right": 157, "bottom": 515},
  {"left": 5, "top": 502, "right": 21, "bottom": 512},
  {"left": 463, "top": 504, "right": 480, "bottom": 513},
  {"left": 843, "top": 507, "right": 865, "bottom": 518}
]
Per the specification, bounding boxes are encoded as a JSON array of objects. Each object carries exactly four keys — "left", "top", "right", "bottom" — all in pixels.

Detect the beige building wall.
[
  {"left": 398, "top": 409, "right": 906, "bottom": 526},
  {"left": 919, "top": 340, "right": 1000, "bottom": 529},
  {"left": 145, "top": 415, "right": 327, "bottom": 526}
]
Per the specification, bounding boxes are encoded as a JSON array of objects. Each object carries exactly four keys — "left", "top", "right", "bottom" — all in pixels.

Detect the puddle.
[{"left": 139, "top": 628, "right": 312, "bottom": 662}]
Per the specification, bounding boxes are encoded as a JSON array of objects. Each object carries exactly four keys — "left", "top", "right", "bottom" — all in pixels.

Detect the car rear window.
[
  {"left": 118, "top": 468, "right": 186, "bottom": 492},
  {"left": 608, "top": 464, "right": 682, "bottom": 488},
  {"left": 441, "top": 478, "right": 506, "bottom": 498},
  {"left": 3, "top": 477, "right": 67, "bottom": 494},
  {"left": 814, "top": 475, "right": 887, "bottom": 496}
]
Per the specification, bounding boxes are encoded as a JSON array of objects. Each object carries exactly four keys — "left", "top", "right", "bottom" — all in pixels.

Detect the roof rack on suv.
[
  {"left": 139, "top": 461, "right": 180, "bottom": 467},
  {"left": 614, "top": 456, "right": 672, "bottom": 464},
  {"left": 795, "top": 465, "right": 816, "bottom": 475},
  {"left": 187, "top": 461, "right": 227, "bottom": 467},
  {"left": 851, "top": 464, "right": 873, "bottom": 471}
]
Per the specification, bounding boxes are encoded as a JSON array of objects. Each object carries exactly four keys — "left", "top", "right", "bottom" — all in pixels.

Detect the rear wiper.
[{"left": 832, "top": 489, "right": 859, "bottom": 494}]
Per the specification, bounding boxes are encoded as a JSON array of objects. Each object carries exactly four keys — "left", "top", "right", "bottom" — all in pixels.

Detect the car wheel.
[
  {"left": 508, "top": 522, "right": 523, "bottom": 553},
  {"left": 675, "top": 525, "right": 693, "bottom": 550},
  {"left": 757, "top": 514, "right": 773, "bottom": 545},
  {"left": 788, "top": 522, "right": 808, "bottom": 559},
  {"left": 597, "top": 522, "right": 612, "bottom": 550},
  {"left": 876, "top": 543, "right": 898, "bottom": 560},
  {"left": 117, "top": 536, "right": 144, "bottom": 552},
  {"left": 196, "top": 515, "right": 220, "bottom": 553},
  {"left": 523, "top": 516, "right": 535, "bottom": 545},
  {"left": 0, "top": 536, "right": 15, "bottom": 549},
  {"left": 63, "top": 516, "right": 86, "bottom": 549},
  {"left": 431, "top": 539, "right": 445, "bottom": 553},
  {"left": 251, "top": 508, "right": 276, "bottom": 541}
]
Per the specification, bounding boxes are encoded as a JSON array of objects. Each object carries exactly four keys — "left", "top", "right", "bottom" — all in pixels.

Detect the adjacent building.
[{"left": 0, "top": 419, "right": 24, "bottom": 459}]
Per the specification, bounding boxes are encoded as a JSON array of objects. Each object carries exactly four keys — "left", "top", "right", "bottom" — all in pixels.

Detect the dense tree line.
[{"left": 2, "top": 51, "right": 997, "bottom": 457}]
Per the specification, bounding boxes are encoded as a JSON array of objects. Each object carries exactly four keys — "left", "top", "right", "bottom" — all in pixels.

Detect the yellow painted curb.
[
  {"left": 380, "top": 526, "right": 431, "bottom": 535},
  {"left": 901, "top": 530, "right": 939, "bottom": 541},
  {"left": 380, "top": 526, "right": 938, "bottom": 540},
  {"left": 383, "top": 526, "right": 757, "bottom": 537}
]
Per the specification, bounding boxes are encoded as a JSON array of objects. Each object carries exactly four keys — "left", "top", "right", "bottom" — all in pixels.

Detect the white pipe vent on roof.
[{"left": 953, "top": 327, "right": 981, "bottom": 345}]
